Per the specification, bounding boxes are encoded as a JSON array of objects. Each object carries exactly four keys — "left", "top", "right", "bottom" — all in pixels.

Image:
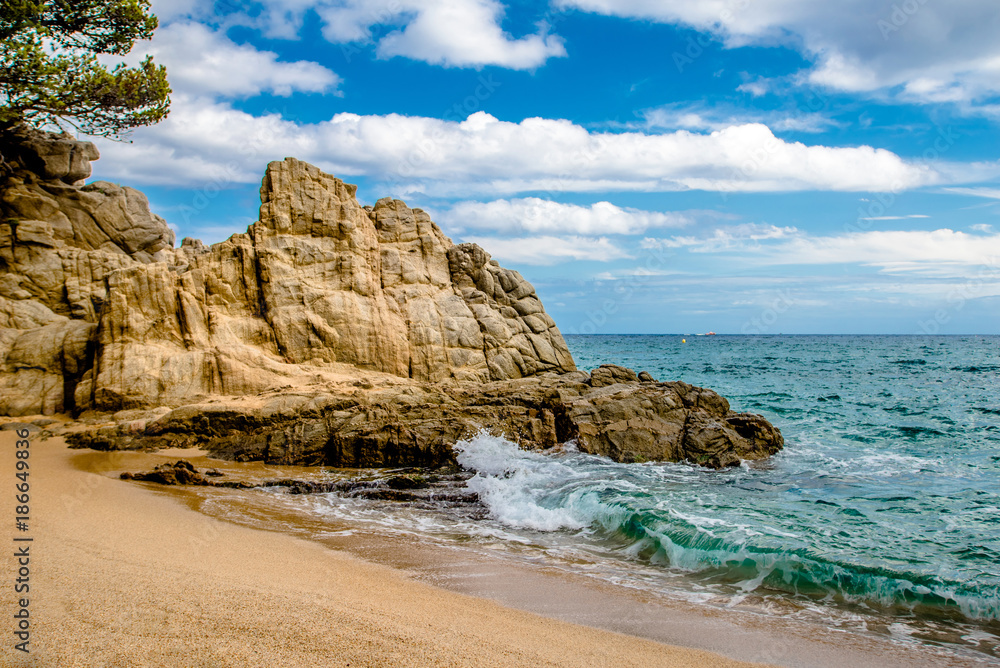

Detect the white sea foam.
[{"left": 453, "top": 431, "right": 595, "bottom": 531}]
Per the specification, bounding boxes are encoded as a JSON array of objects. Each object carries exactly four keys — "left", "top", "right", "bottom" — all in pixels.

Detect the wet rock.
[
  {"left": 81, "top": 372, "right": 782, "bottom": 470},
  {"left": 120, "top": 460, "right": 208, "bottom": 485}
]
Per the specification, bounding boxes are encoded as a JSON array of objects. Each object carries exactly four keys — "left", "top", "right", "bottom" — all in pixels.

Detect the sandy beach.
[{"left": 2, "top": 430, "right": 771, "bottom": 667}]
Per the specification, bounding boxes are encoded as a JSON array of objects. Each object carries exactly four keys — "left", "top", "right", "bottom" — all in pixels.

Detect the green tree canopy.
[{"left": 0, "top": 0, "right": 170, "bottom": 138}]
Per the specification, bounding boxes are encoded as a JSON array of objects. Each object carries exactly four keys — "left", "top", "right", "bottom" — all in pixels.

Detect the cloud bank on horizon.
[{"left": 88, "top": 0, "right": 1000, "bottom": 334}]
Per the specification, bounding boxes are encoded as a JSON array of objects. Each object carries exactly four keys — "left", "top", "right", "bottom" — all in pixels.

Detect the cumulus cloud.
[
  {"left": 250, "top": 0, "right": 566, "bottom": 69},
  {"left": 439, "top": 198, "right": 694, "bottom": 234},
  {"left": 556, "top": 0, "right": 1000, "bottom": 107},
  {"left": 93, "top": 103, "right": 942, "bottom": 195},
  {"left": 122, "top": 22, "right": 340, "bottom": 98},
  {"left": 459, "top": 235, "right": 631, "bottom": 265}
]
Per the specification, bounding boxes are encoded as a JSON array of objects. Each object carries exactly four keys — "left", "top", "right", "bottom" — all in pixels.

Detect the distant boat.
[{"left": 695, "top": 331, "right": 717, "bottom": 336}]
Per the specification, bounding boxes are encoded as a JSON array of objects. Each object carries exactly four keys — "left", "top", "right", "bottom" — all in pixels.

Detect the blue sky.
[{"left": 91, "top": 0, "right": 1000, "bottom": 334}]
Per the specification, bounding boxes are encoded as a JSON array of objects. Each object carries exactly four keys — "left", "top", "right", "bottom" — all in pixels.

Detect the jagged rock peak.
[{"left": 0, "top": 132, "right": 575, "bottom": 416}]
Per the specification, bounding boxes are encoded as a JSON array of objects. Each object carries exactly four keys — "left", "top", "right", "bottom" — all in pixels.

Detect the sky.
[{"left": 88, "top": 0, "right": 1000, "bottom": 335}]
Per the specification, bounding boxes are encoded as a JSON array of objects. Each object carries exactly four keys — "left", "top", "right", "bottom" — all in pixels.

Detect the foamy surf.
[{"left": 450, "top": 430, "right": 1000, "bottom": 626}]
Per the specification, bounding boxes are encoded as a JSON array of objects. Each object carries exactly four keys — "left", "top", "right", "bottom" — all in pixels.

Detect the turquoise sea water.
[
  {"left": 556, "top": 335, "right": 999, "bottom": 656},
  {"left": 214, "top": 335, "right": 1000, "bottom": 661}
]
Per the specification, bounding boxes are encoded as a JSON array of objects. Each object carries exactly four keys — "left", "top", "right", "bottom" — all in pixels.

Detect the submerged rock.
[
  {"left": 120, "top": 460, "right": 211, "bottom": 486},
  {"left": 119, "top": 460, "right": 479, "bottom": 503}
]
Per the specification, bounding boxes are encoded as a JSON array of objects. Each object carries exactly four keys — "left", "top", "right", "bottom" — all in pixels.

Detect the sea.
[{"left": 203, "top": 335, "right": 1000, "bottom": 662}]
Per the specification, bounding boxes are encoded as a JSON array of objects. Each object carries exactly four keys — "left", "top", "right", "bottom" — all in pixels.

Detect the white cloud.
[
  {"left": 859, "top": 215, "right": 930, "bottom": 221},
  {"left": 642, "top": 223, "right": 798, "bottom": 250},
  {"left": 439, "top": 198, "right": 693, "bottom": 234},
  {"left": 459, "top": 235, "right": 631, "bottom": 265},
  {"left": 943, "top": 187, "right": 1000, "bottom": 200},
  {"left": 737, "top": 79, "right": 771, "bottom": 97},
  {"left": 556, "top": 0, "right": 1000, "bottom": 107},
  {"left": 642, "top": 103, "right": 841, "bottom": 134},
  {"left": 590, "top": 267, "right": 689, "bottom": 281},
  {"left": 776, "top": 229, "right": 1000, "bottom": 270},
  {"left": 644, "top": 225, "right": 1000, "bottom": 276},
  {"left": 253, "top": 0, "right": 566, "bottom": 69},
  {"left": 124, "top": 22, "right": 340, "bottom": 98},
  {"left": 93, "top": 104, "right": 944, "bottom": 195}
]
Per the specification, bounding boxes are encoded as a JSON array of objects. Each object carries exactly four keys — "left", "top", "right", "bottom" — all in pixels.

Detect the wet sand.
[{"left": 2, "top": 431, "right": 978, "bottom": 667}]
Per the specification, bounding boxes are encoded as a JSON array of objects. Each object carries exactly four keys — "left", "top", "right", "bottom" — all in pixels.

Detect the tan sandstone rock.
[{"left": 0, "top": 130, "right": 574, "bottom": 414}]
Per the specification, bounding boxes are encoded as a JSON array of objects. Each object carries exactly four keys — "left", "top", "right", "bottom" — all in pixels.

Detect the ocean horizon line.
[{"left": 564, "top": 332, "right": 1000, "bottom": 337}]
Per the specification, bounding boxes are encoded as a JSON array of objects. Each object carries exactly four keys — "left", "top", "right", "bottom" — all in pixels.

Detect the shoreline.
[
  {"left": 3, "top": 431, "right": 983, "bottom": 667},
  {"left": 3, "top": 431, "right": 766, "bottom": 667}
]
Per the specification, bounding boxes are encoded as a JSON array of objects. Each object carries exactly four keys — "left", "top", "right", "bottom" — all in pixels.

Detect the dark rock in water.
[
  {"left": 119, "top": 461, "right": 480, "bottom": 505},
  {"left": 74, "top": 370, "right": 783, "bottom": 470},
  {"left": 384, "top": 475, "right": 429, "bottom": 490},
  {"left": 120, "top": 460, "right": 208, "bottom": 485}
]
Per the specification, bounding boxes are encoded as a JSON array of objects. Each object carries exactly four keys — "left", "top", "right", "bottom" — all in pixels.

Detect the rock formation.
[
  {"left": 1, "top": 126, "right": 573, "bottom": 415},
  {"left": 71, "top": 365, "right": 783, "bottom": 469},
  {"left": 1, "top": 127, "right": 783, "bottom": 468}
]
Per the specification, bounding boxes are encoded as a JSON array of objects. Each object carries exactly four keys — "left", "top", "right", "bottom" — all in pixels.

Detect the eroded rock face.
[
  {"left": 0, "top": 130, "right": 573, "bottom": 415},
  {"left": 1, "top": 126, "right": 175, "bottom": 414}
]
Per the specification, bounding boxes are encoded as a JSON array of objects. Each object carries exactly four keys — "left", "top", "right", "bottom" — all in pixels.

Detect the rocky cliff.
[
  {"left": 1, "top": 127, "right": 783, "bottom": 468},
  {"left": 0, "top": 126, "right": 574, "bottom": 415}
]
